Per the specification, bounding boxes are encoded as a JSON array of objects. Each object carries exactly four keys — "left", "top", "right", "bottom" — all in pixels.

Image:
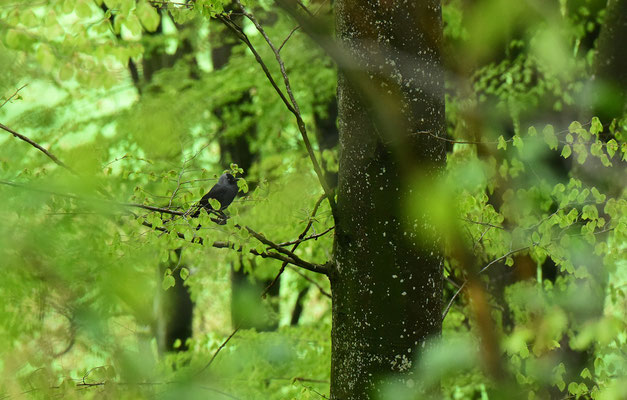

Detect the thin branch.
[
  {"left": 262, "top": 194, "right": 329, "bottom": 297},
  {"left": 277, "top": 226, "right": 334, "bottom": 247},
  {"left": 196, "top": 326, "right": 240, "bottom": 375},
  {"left": 216, "top": 15, "right": 297, "bottom": 116},
  {"left": 0, "top": 84, "right": 28, "bottom": 109},
  {"left": 0, "top": 122, "right": 74, "bottom": 172},
  {"left": 288, "top": 266, "right": 331, "bottom": 298},
  {"left": 245, "top": 226, "right": 329, "bottom": 274},
  {"left": 139, "top": 218, "right": 329, "bottom": 274},
  {"left": 442, "top": 245, "right": 532, "bottom": 320},
  {"left": 123, "top": 203, "right": 185, "bottom": 216},
  {"left": 222, "top": 3, "right": 336, "bottom": 212},
  {"left": 0, "top": 179, "right": 186, "bottom": 218},
  {"left": 425, "top": 131, "right": 507, "bottom": 145},
  {"left": 441, "top": 281, "right": 466, "bottom": 320},
  {"left": 479, "top": 246, "right": 531, "bottom": 273},
  {"left": 462, "top": 218, "right": 505, "bottom": 230},
  {"left": 294, "top": 0, "right": 314, "bottom": 16},
  {"left": 278, "top": 25, "right": 301, "bottom": 52}
]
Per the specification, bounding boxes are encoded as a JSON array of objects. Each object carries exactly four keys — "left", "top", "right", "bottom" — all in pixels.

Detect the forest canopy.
[{"left": 0, "top": 0, "right": 625, "bottom": 399}]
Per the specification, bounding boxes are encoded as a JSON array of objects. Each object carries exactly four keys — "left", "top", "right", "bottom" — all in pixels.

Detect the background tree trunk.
[
  {"left": 590, "top": 0, "right": 627, "bottom": 123},
  {"left": 331, "top": 0, "right": 445, "bottom": 398}
]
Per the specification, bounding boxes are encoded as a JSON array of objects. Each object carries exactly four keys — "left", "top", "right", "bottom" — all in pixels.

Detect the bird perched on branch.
[{"left": 191, "top": 173, "right": 239, "bottom": 222}]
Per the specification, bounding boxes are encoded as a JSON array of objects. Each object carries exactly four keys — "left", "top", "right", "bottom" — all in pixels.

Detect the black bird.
[{"left": 191, "top": 173, "right": 239, "bottom": 220}]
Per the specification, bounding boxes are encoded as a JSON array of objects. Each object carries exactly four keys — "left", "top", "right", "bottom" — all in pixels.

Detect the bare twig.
[
  {"left": 277, "top": 226, "right": 334, "bottom": 247},
  {"left": 442, "top": 245, "right": 531, "bottom": 320},
  {"left": 123, "top": 203, "right": 185, "bottom": 216},
  {"left": 462, "top": 218, "right": 505, "bottom": 230},
  {"left": 278, "top": 25, "right": 301, "bottom": 52},
  {"left": 262, "top": 194, "right": 329, "bottom": 297},
  {"left": 288, "top": 266, "right": 331, "bottom": 298},
  {"left": 196, "top": 326, "right": 241, "bottom": 375},
  {"left": 294, "top": 0, "right": 314, "bottom": 16},
  {"left": 479, "top": 246, "right": 531, "bottom": 273},
  {"left": 245, "top": 226, "right": 329, "bottom": 274},
  {"left": 441, "top": 281, "right": 466, "bottom": 320},
  {"left": 0, "top": 122, "right": 74, "bottom": 172},
  {"left": 220, "top": 4, "right": 336, "bottom": 212}
]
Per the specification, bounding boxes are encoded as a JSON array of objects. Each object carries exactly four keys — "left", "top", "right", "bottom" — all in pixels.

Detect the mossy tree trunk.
[{"left": 330, "top": 0, "right": 445, "bottom": 398}]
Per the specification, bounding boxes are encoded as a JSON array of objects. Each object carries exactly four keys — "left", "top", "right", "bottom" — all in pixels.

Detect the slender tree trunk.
[{"left": 330, "top": 1, "right": 445, "bottom": 398}]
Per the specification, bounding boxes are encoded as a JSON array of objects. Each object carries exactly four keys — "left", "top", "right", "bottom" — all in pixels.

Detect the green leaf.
[
  {"left": 556, "top": 379, "right": 565, "bottom": 392},
  {"left": 565, "top": 133, "right": 573, "bottom": 143},
  {"left": 591, "top": 187, "right": 606, "bottom": 202},
  {"left": 574, "top": 142, "right": 588, "bottom": 164},
  {"left": 599, "top": 154, "right": 611, "bottom": 167},
  {"left": 137, "top": 0, "right": 160, "bottom": 32},
  {"left": 498, "top": 135, "right": 508, "bottom": 150},
  {"left": 568, "top": 121, "right": 582, "bottom": 133},
  {"left": 532, "top": 232, "right": 540, "bottom": 243},
  {"left": 4, "top": 29, "right": 32, "bottom": 49},
  {"left": 36, "top": 44, "right": 55, "bottom": 71},
  {"left": 577, "top": 188, "right": 590, "bottom": 203},
  {"left": 580, "top": 368, "right": 592, "bottom": 380},
  {"left": 122, "top": 14, "right": 142, "bottom": 37},
  {"left": 513, "top": 135, "right": 523, "bottom": 149},
  {"left": 527, "top": 126, "right": 537, "bottom": 136},
  {"left": 590, "top": 117, "right": 603, "bottom": 135},
  {"left": 590, "top": 141, "right": 603, "bottom": 157},
  {"left": 561, "top": 145, "right": 571, "bottom": 159},
  {"left": 606, "top": 139, "right": 618, "bottom": 158},
  {"left": 180, "top": 267, "right": 189, "bottom": 281},
  {"left": 209, "top": 198, "right": 221, "bottom": 210},
  {"left": 581, "top": 205, "right": 598, "bottom": 220},
  {"left": 543, "top": 124, "right": 558, "bottom": 150},
  {"left": 552, "top": 183, "right": 565, "bottom": 195},
  {"left": 162, "top": 274, "right": 175, "bottom": 290},
  {"left": 76, "top": 0, "right": 92, "bottom": 18},
  {"left": 59, "top": 64, "right": 74, "bottom": 81},
  {"left": 237, "top": 178, "right": 249, "bottom": 193}
]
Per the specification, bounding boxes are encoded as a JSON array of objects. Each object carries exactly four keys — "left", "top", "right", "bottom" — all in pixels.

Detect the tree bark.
[
  {"left": 331, "top": 1, "right": 445, "bottom": 398},
  {"left": 590, "top": 0, "right": 627, "bottom": 122}
]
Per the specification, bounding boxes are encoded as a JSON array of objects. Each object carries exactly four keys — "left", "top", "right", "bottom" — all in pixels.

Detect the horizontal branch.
[
  {"left": 244, "top": 226, "right": 329, "bottom": 274},
  {"left": 140, "top": 219, "right": 329, "bottom": 275},
  {"left": 122, "top": 202, "right": 185, "bottom": 216},
  {"left": 278, "top": 226, "right": 334, "bottom": 247}
]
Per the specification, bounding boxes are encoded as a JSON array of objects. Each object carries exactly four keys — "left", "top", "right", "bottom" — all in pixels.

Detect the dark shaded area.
[
  {"left": 157, "top": 249, "right": 193, "bottom": 352},
  {"left": 290, "top": 287, "right": 309, "bottom": 326}
]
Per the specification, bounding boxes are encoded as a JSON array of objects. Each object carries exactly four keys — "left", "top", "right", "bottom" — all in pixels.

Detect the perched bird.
[{"left": 191, "top": 173, "right": 239, "bottom": 220}]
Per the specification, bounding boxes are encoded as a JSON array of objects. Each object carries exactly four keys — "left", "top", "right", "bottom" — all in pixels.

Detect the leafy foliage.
[{"left": 0, "top": 0, "right": 625, "bottom": 399}]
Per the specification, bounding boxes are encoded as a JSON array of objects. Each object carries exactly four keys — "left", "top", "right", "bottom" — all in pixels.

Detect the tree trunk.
[
  {"left": 330, "top": 1, "right": 445, "bottom": 398},
  {"left": 590, "top": 0, "right": 627, "bottom": 122}
]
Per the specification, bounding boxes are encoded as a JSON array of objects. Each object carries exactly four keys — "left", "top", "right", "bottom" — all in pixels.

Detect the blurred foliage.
[{"left": 0, "top": 0, "right": 625, "bottom": 399}]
